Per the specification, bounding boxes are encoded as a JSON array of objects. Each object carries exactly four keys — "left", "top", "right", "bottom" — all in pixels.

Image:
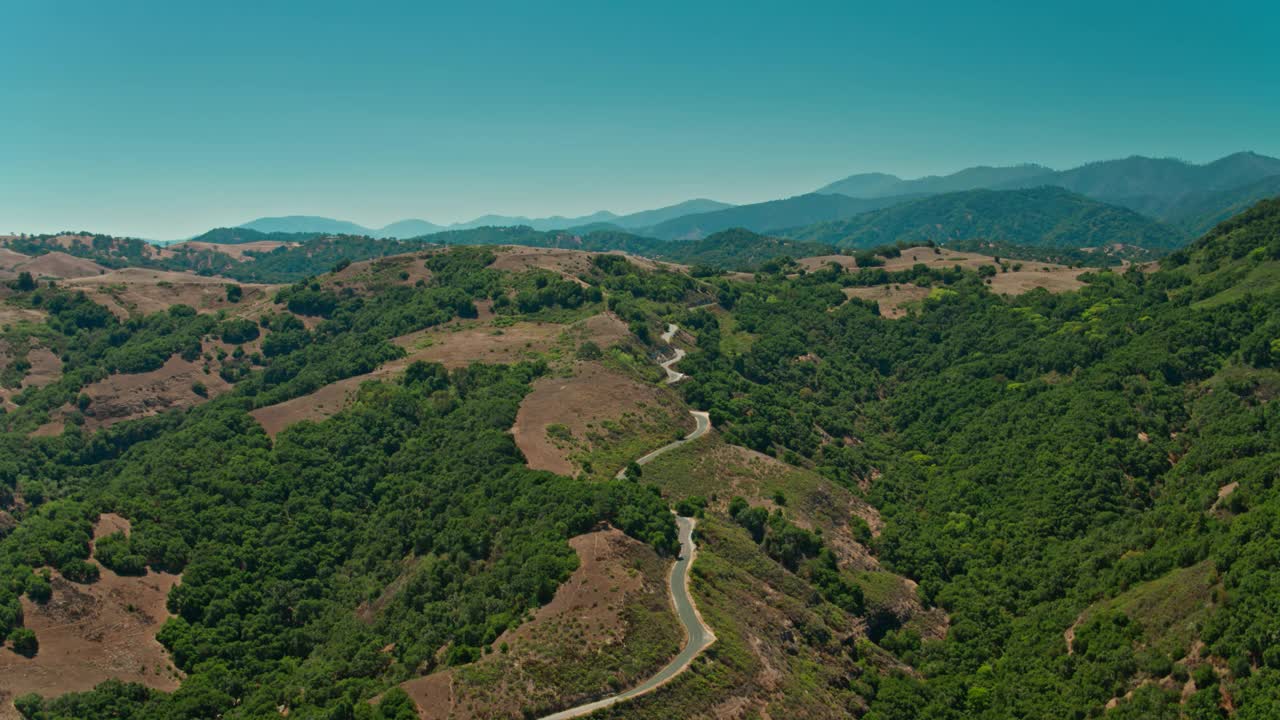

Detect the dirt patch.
[
  {"left": 21, "top": 347, "right": 63, "bottom": 389},
  {"left": 79, "top": 355, "right": 232, "bottom": 429},
  {"left": 65, "top": 268, "right": 278, "bottom": 318},
  {"left": 512, "top": 361, "right": 688, "bottom": 476},
  {"left": 842, "top": 285, "right": 931, "bottom": 318},
  {"left": 575, "top": 313, "right": 631, "bottom": 347},
  {"left": 402, "top": 527, "right": 677, "bottom": 720},
  {"left": 0, "top": 514, "right": 181, "bottom": 714}
]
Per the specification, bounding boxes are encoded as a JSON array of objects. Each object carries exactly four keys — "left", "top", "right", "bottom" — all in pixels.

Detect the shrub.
[{"left": 8, "top": 627, "right": 38, "bottom": 657}]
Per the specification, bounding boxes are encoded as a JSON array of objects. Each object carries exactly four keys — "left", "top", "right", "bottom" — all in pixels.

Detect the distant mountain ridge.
[
  {"left": 819, "top": 164, "right": 1052, "bottom": 198},
  {"left": 784, "top": 186, "right": 1187, "bottom": 258},
  {"left": 642, "top": 193, "right": 921, "bottom": 240},
  {"left": 819, "top": 151, "right": 1280, "bottom": 224},
  {"left": 235, "top": 198, "right": 735, "bottom": 239}
]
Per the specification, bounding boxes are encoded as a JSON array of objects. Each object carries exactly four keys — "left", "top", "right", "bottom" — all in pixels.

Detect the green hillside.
[
  {"left": 1166, "top": 175, "right": 1280, "bottom": 237},
  {"left": 786, "top": 186, "right": 1188, "bottom": 256},
  {"left": 644, "top": 192, "right": 917, "bottom": 240}
]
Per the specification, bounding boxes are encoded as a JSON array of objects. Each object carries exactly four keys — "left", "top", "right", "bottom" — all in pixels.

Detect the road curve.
[
  {"left": 537, "top": 516, "right": 716, "bottom": 720},
  {"left": 543, "top": 324, "right": 716, "bottom": 719}
]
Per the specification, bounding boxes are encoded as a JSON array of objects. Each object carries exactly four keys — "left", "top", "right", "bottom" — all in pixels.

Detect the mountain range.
[
  {"left": 785, "top": 186, "right": 1186, "bottom": 254},
  {"left": 218, "top": 152, "right": 1280, "bottom": 260},
  {"left": 238, "top": 199, "right": 734, "bottom": 238}
]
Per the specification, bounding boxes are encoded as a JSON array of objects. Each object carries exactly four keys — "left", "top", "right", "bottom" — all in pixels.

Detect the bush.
[
  {"left": 674, "top": 496, "right": 707, "bottom": 517},
  {"left": 59, "top": 558, "right": 100, "bottom": 584},
  {"left": 26, "top": 573, "right": 52, "bottom": 604},
  {"left": 8, "top": 627, "right": 38, "bottom": 657}
]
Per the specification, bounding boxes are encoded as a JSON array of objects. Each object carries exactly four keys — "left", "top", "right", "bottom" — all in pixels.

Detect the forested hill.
[
  {"left": 784, "top": 186, "right": 1188, "bottom": 258},
  {"left": 641, "top": 192, "right": 916, "bottom": 240},
  {"left": 673, "top": 198, "right": 1280, "bottom": 718}
]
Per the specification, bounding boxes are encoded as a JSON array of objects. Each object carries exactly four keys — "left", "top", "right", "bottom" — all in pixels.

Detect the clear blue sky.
[{"left": 2, "top": 0, "right": 1276, "bottom": 239}]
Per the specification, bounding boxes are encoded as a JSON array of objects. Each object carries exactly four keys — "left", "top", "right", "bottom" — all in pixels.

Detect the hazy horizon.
[{"left": 4, "top": 1, "right": 1277, "bottom": 238}]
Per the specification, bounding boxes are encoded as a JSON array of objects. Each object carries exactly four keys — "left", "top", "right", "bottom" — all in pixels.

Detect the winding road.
[{"left": 543, "top": 325, "right": 716, "bottom": 720}]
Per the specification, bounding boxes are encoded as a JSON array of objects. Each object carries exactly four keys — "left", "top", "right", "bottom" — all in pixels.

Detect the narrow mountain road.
[
  {"left": 659, "top": 323, "right": 687, "bottom": 383},
  {"left": 544, "top": 325, "right": 716, "bottom": 720}
]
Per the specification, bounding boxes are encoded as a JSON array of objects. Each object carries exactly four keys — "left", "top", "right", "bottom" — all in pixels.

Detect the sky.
[{"left": 2, "top": 0, "right": 1277, "bottom": 239}]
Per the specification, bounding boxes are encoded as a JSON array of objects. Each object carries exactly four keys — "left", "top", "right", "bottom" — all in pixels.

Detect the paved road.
[
  {"left": 537, "top": 516, "right": 716, "bottom": 720},
  {"left": 615, "top": 410, "right": 710, "bottom": 479},
  {"left": 544, "top": 323, "right": 716, "bottom": 719}
]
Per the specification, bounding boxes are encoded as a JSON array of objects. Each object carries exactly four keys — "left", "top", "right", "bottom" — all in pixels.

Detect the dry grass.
[
  {"left": 512, "top": 360, "right": 689, "bottom": 477},
  {"left": 65, "top": 268, "right": 278, "bottom": 318},
  {"left": 79, "top": 356, "right": 233, "bottom": 430},
  {"left": 402, "top": 527, "right": 678, "bottom": 720},
  {"left": 0, "top": 515, "right": 181, "bottom": 716}
]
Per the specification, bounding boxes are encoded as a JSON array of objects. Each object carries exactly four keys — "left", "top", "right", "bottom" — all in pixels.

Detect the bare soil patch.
[
  {"left": 79, "top": 355, "right": 232, "bottom": 430},
  {"left": 0, "top": 514, "right": 181, "bottom": 715},
  {"left": 403, "top": 527, "right": 677, "bottom": 720},
  {"left": 512, "top": 361, "right": 688, "bottom": 476},
  {"left": 21, "top": 347, "right": 62, "bottom": 389}
]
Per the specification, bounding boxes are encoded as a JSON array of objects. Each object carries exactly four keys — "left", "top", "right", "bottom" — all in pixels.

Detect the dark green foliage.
[
  {"left": 94, "top": 532, "right": 146, "bottom": 575},
  {"left": 652, "top": 228, "right": 836, "bottom": 271},
  {"left": 58, "top": 558, "right": 99, "bottom": 583},
  {"left": 787, "top": 186, "right": 1188, "bottom": 252},
  {"left": 675, "top": 199, "right": 1280, "bottom": 717},
  {"left": 674, "top": 496, "right": 707, "bottom": 518},
  {"left": 218, "top": 318, "right": 259, "bottom": 344},
  {"left": 8, "top": 626, "right": 38, "bottom": 656}
]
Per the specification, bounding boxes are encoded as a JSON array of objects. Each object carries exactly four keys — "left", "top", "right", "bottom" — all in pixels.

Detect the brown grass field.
[
  {"left": 512, "top": 360, "right": 690, "bottom": 477},
  {"left": 64, "top": 268, "right": 278, "bottom": 318},
  {"left": 798, "top": 249, "right": 1085, "bottom": 317},
  {"left": 176, "top": 240, "right": 297, "bottom": 260},
  {"left": 78, "top": 356, "right": 233, "bottom": 430},
  {"left": 0, "top": 514, "right": 181, "bottom": 717},
  {"left": 401, "top": 527, "right": 679, "bottom": 720}
]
